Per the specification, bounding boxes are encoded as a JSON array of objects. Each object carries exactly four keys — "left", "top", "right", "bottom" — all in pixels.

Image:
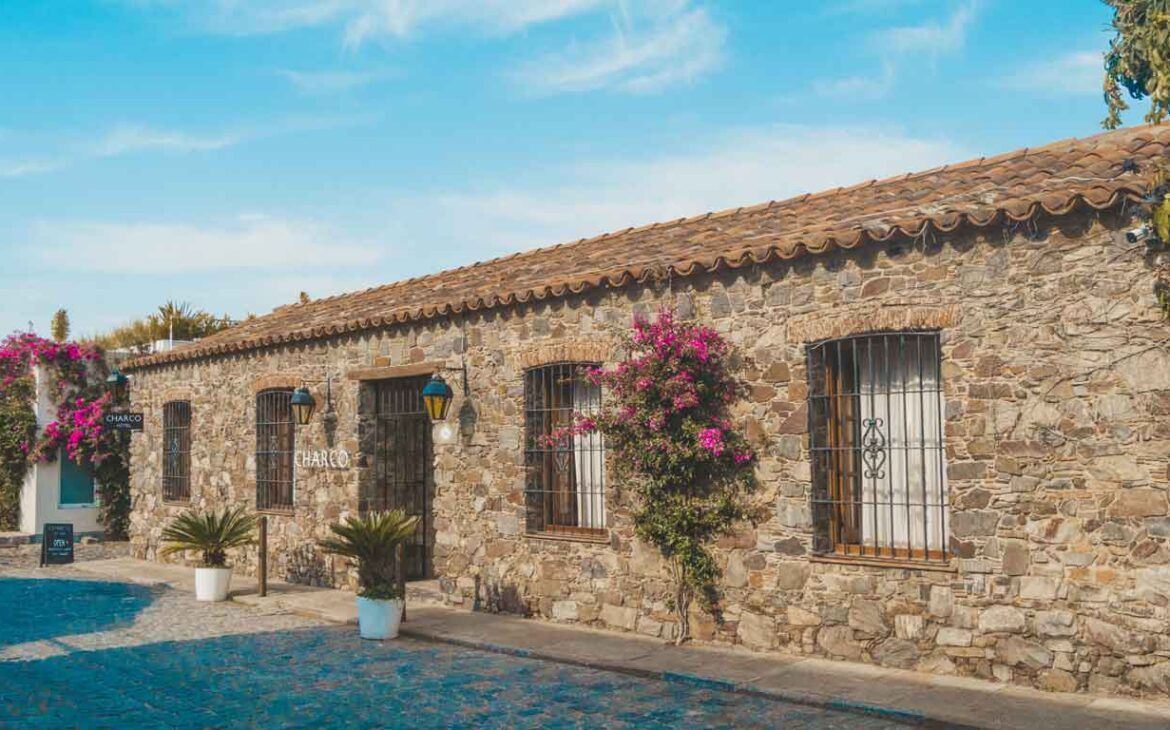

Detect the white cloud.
[
  {"left": 156, "top": 0, "right": 610, "bottom": 41},
  {"left": 95, "top": 125, "right": 241, "bottom": 157},
  {"left": 30, "top": 214, "right": 380, "bottom": 275},
  {"left": 821, "top": 1, "right": 978, "bottom": 100},
  {"left": 1000, "top": 50, "right": 1101, "bottom": 96},
  {"left": 279, "top": 68, "right": 387, "bottom": 94},
  {"left": 134, "top": 0, "right": 726, "bottom": 94},
  {"left": 885, "top": 1, "right": 976, "bottom": 56},
  {"left": 1, "top": 114, "right": 372, "bottom": 179},
  {"left": 818, "top": 61, "right": 896, "bottom": 100},
  {"left": 512, "top": 5, "right": 724, "bottom": 94},
  {"left": 380, "top": 124, "right": 968, "bottom": 259},
  {"left": 0, "top": 160, "right": 64, "bottom": 179}
]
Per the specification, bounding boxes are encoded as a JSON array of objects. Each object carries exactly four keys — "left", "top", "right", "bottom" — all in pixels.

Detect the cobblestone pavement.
[{"left": 0, "top": 569, "right": 911, "bottom": 729}]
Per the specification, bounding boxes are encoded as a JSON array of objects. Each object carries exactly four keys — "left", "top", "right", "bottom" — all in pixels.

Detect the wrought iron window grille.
[
  {"left": 523, "top": 362, "right": 607, "bottom": 538},
  {"left": 807, "top": 331, "right": 949, "bottom": 562}
]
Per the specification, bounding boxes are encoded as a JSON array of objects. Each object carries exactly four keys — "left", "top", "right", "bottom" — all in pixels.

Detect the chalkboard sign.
[{"left": 40, "top": 523, "right": 74, "bottom": 566}]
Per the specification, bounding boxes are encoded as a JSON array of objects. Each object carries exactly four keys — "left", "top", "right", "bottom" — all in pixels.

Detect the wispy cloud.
[
  {"left": 884, "top": 0, "right": 976, "bottom": 57},
  {"left": 152, "top": 0, "right": 609, "bottom": 42},
  {"left": 278, "top": 68, "right": 389, "bottom": 94},
  {"left": 1, "top": 114, "right": 373, "bottom": 180},
  {"left": 134, "top": 0, "right": 726, "bottom": 94},
  {"left": 820, "top": 1, "right": 978, "bottom": 100},
  {"left": 378, "top": 124, "right": 967, "bottom": 258},
  {"left": 1000, "top": 50, "right": 1101, "bottom": 96},
  {"left": 512, "top": 5, "right": 725, "bottom": 94},
  {"left": 0, "top": 159, "right": 65, "bottom": 179},
  {"left": 95, "top": 124, "right": 241, "bottom": 157},
  {"left": 30, "top": 214, "right": 378, "bottom": 275}
]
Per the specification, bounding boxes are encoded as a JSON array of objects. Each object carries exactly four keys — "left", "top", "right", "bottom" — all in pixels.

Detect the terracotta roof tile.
[{"left": 126, "top": 123, "right": 1170, "bottom": 370}]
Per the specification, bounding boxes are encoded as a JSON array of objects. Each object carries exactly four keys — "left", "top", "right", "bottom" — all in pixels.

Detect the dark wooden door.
[{"left": 373, "top": 376, "right": 432, "bottom": 581}]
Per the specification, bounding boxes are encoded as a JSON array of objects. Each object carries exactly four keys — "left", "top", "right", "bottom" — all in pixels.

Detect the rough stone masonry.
[{"left": 125, "top": 203, "right": 1170, "bottom": 698}]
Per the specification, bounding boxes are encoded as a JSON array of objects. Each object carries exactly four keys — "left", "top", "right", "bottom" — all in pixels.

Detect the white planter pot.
[
  {"left": 356, "top": 596, "right": 404, "bottom": 640},
  {"left": 194, "top": 567, "right": 233, "bottom": 602}
]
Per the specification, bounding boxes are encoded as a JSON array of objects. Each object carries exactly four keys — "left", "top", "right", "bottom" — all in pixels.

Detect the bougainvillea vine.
[
  {"left": 0, "top": 332, "right": 129, "bottom": 537},
  {"left": 550, "top": 310, "right": 762, "bottom": 644}
]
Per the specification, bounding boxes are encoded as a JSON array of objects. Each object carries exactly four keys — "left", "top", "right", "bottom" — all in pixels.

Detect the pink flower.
[
  {"left": 699, "top": 427, "right": 724, "bottom": 456},
  {"left": 733, "top": 450, "right": 753, "bottom": 465}
]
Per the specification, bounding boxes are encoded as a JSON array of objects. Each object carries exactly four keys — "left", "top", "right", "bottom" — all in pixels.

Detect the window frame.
[
  {"left": 161, "top": 400, "right": 192, "bottom": 503},
  {"left": 522, "top": 361, "right": 607, "bottom": 540},
  {"left": 58, "top": 449, "right": 97, "bottom": 508},
  {"left": 255, "top": 388, "right": 296, "bottom": 512},
  {"left": 807, "top": 330, "right": 949, "bottom": 564}
]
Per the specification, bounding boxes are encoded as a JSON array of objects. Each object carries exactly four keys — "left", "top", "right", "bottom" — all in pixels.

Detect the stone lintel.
[{"left": 346, "top": 362, "right": 441, "bottom": 381}]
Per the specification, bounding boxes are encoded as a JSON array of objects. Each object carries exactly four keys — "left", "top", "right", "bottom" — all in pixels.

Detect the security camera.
[{"left": 1126, "top": 225, "right": 1152, "bottom": 244}]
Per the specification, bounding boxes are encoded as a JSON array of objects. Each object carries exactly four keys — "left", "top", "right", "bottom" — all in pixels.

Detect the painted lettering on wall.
[{"left": 294, "top": 448, "right": 351, "bottom": 469}]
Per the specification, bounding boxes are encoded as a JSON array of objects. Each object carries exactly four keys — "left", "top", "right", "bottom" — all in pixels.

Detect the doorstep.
[{"left": 72, "top": 559, "right": 1170, "bottom": 730}]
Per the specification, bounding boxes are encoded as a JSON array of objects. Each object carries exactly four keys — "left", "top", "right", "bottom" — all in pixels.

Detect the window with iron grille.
[
  {"left": 162, "top": 401, "right": 191, "bottom": 502},
  {"left": 808, "top": 332, "right": 948, "bottom": 562},
  {"left": 524, "top": 362, "right": 606, "bottom": 537},
  {"left": 256, "top": 389, "right": 295, "bottom": 511}
]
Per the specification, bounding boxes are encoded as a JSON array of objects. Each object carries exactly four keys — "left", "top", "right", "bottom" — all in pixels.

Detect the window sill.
[
  {"left": 525, "top": 530, "right": 609, "bottom": 545},
  {"left": 809, "top": 553, "right": 956, "bottom": 573},
  {"left": 256, "top": 508, "right": 295, "bottom": 516},
  {"left": 162, "top": 499, "right": 191, "bottom": 507}
]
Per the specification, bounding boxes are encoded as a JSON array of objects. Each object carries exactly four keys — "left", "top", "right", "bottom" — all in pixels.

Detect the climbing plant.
[
  {"left": 555, "top": 311, "right": 760, "bottom": 644},
  {"left": 0, "top": 332, "right": 129, "bottom": 537},
  {"left": 1103, "top": 0, "right": 1170, "bottom": 129}
]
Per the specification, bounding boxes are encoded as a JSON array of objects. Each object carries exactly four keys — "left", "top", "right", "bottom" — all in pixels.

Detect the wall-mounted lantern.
[
  {"left": 422, "top": 374, "right": 454, "bottom": 422},
  {"left": 106, "top": 368, "right": 129, "bottom": 404},
  {"left": 290, "top": 386, "right": 316, "bottom": 426}
]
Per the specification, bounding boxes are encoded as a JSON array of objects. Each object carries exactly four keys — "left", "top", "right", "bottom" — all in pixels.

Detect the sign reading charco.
[
  {"left": 295, "top": 448, "right": 351, "bottom": 469},
  {"left": 103, "top": 412, "right": 144, "bottom": 431}
]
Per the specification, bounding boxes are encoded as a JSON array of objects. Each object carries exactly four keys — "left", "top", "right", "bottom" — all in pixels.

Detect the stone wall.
[{"left": 127, "top": 208, "right": 1170, "bottom": 697}]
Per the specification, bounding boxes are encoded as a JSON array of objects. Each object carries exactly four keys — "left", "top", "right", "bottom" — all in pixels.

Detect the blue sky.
[{"left": 0, "top": 0, "right": 1134, "bottom": 337}]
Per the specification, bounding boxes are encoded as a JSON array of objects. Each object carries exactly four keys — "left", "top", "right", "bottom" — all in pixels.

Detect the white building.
[{"left": 19, "top": 364, "right": 102, "bottom": 538}]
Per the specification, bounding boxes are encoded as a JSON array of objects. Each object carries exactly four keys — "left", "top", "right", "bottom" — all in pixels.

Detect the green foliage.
[
  {"left": 319, "top": 510, "right": 420, "bottom": 600},
  {"left": 161, "top": 506, "right": 257, "bottom": 567},
  {"left": 0, "top": 377, "right": 36, "bottom": 530},
  {"left": 50, "top": 309, "right": 70, "bottom": 342},
  {"left": 92, "top": 301, "right": 235, "bottom": 352},
  {"left": 1103, "top": 0, "right": 1170, "bottom": 129}
]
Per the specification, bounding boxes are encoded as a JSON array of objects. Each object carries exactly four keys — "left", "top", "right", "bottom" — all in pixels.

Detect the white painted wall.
[{"left": 17, "top": 364, "right": 103, "bottom": 537}]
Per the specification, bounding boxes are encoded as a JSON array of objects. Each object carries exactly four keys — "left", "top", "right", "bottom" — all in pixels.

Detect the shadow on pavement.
[{"left": 0, "top": 577, "right": 156, "bottom": 648}]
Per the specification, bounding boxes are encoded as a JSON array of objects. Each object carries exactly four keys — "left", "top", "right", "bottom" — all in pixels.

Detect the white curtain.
[
  {"left": 572, "top": 377, "right": 606, "bottom": 529},
  {"left": 858, "top": 342, "right": 947, "bottom": 553}
]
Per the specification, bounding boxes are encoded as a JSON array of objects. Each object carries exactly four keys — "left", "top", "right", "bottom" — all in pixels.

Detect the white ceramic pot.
[
  {"left": 356, "top": 596, "right": 404, "bottom": 640},
  {"left": 194, "top": 567, "right": 233, "bottom": 602}
]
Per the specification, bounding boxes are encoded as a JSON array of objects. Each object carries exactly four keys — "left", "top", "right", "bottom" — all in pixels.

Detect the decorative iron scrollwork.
[{"left": 861, "top": 417, "right": 887, "bottom": 479}]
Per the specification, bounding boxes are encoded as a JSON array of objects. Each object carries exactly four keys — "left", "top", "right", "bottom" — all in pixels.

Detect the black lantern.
[
  {"left": 290, "top": 386, "right": 316, "bottom": 426},
  {"left": 106, "top": 368, "right": 129, "bottom": 404},
  {"left": 422, "top": 374, "right": 453, "bottom": 421}
]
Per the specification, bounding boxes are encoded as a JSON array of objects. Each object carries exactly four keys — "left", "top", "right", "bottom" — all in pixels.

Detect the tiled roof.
[{"left": 126, "top": 123, "right": 1170, "bottom": 370}]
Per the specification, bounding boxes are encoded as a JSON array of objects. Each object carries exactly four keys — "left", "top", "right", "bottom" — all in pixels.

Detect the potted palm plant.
[
  {"left": 320, "top": 509, "right": 420, "bottom": 640},
  {"left": 161, "top": 506, "right": 257, "bottom": 602}
]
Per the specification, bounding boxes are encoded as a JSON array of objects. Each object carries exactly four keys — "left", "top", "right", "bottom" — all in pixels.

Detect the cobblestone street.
[{"left": 0, "top": 564, "right": 908, "bottom": 729}]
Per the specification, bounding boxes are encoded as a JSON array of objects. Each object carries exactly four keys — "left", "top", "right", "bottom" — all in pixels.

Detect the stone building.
[{"left": 124, "top": 124, "right": 1170, "bottom": 697}]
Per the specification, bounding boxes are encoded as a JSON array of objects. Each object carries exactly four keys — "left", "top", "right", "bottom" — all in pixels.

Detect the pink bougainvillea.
[
  {"left": 0, "top": 332, "right": 113, "bottom": 466},
  {"left": 549, "top": 309, "right": 760, "bottom": 644}
]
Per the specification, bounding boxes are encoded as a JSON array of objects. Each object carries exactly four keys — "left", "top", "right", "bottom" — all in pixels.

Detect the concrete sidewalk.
[{"left": 74, "top": 558, "right": 1170, "bottom": 730}]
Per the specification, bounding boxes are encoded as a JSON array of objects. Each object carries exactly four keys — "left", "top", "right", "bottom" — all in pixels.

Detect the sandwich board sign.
[{"left": 40, "top": 523, "right": 74, "bottom": 566}]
